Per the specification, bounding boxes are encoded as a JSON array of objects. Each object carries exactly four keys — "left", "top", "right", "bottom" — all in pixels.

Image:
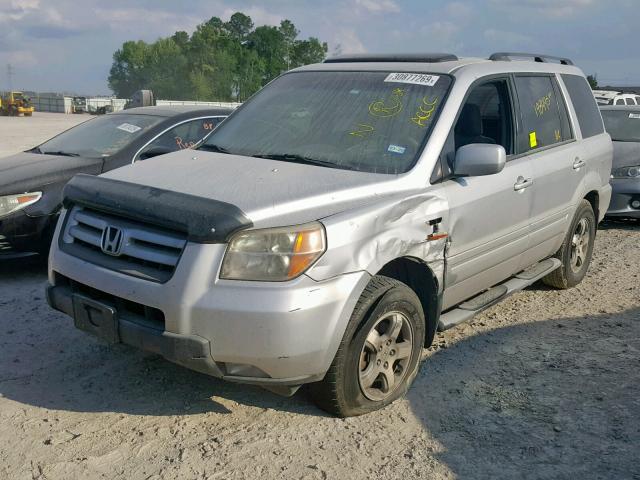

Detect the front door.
[{"left": 441, "top": 77, "right": 534, "bottom": 309}]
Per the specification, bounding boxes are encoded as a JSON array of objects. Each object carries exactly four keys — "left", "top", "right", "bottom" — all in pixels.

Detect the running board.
[{"left": 437, "top": 258, "right": 561, "bottom": 331}]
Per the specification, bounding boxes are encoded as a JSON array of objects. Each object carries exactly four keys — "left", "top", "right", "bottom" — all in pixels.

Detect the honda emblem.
[{"left": 101, "top": 225, "right": 124, "bottom": 256}]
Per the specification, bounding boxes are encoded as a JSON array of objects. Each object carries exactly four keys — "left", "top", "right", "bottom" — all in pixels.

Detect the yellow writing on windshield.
[
  {"left": 411, "top": 96, "right": 438, "bottom": 127},
  {"left": 369, "top": 88, "right": 405, "bottom": 117},
  {"left": 349, "top": 123, "right": 375, "bottom": 137}
]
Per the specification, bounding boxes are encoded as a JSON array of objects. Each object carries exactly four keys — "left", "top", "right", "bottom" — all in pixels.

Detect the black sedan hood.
[
  {"left": 0, "top": 152, "right": 104, "bottom": 196},
  {"left": 0, "top": 152, "right": 104, "bottom": 216},
  {"left": 612, "top": 141, "right": 640, "bottom": 168}
]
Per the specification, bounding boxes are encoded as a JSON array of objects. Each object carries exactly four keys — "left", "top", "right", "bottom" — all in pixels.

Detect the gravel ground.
[
  {"left": 0, "top": 114, "right": 638, "bottom": 480},
  {"left": 0, "top": 112, "right": 88, "bottom": 158}
]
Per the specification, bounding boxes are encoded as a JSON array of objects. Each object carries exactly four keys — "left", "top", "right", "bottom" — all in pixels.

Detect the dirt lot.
[
  {"left": 0, "top": 112, "right": 88, "bottom": 158},
  {"left": 0, "top": 114, "right": 638, "bottom": 479}
]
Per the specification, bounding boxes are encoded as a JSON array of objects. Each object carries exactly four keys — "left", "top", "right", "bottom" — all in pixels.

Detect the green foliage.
[
  {"left": 587, "top": 74, "right": 598, "bottom": 89},
  {"left": 108, "top": 13, "right": 328, "bottom": 101}
]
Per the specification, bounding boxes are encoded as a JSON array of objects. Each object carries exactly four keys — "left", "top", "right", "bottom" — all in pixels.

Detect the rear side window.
[
  {"left": 561, "top": 74, "right": 605, "bottom": 139},
  {"left": 514, "top": 75, "right": 571, "bottom": 154}
]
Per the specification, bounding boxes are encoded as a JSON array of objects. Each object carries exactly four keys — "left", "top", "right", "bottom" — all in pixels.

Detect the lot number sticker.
[
  {"left": 385, "top": 73, "right": 440, "bottom": 87},
  {"left": 117, "top": 123, "right": 142, "bottom": 133}
]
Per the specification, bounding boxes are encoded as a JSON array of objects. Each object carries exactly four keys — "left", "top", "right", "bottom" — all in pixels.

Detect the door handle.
[
  {"left": 573, "top": 157, "right": 586, "bottom": 170},
  {"left": 514, "top": 176, "right": 533, "bottom": 191}
]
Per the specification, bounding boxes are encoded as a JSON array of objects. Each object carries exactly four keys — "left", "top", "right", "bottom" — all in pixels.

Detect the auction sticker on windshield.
[
  {"left": 117, "top": 123, "right": 142, "bottom": 134},
  {"left": 384, "top": 73, "right": 440, "bottom": 87}
]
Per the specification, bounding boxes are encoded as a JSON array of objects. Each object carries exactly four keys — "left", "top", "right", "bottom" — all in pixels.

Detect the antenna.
[{"left": 7, "top": 64, "right": 14, "bottom": 91}]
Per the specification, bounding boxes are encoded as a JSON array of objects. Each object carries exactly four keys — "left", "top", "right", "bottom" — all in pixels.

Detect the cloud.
[
  {"left": 0, "top": 0, "right": 40, "bottom": 21},
  {"left": 444, "top": 2, "right": 473, "bottom": 20},
  {"left": 331, "top": 29, "right": 366, "bottom": 55},
  {"left": 354, "top": 0, "right": 400, "bottom": 14},
  {"left": 93, "top": 8, "right": 202, "bottom": 37},
  {"left": 221, "top": 6, "right": 283, "bottom": 27},
  {"left": 419, "top": 21, "right": 463, "bottom": 51},
  {"left": 484, "top": 29, "right": 533, "bottom": 48},
  {"left": 490, "top": 0, "right": 595, "bottom": 18}
]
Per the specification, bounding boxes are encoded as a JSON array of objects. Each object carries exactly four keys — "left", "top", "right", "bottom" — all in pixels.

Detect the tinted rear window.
[
  {"left": 514, "top": 75, "right": 571, "bottom": 153},
  {"left": 601, "top": 110, "right": 640, "bottom": 142},
  {"left": 561, "top": 74, "right": 605, "bottom": 139}
]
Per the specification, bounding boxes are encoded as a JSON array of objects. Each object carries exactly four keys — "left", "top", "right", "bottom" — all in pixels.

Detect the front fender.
[{"left": 307, "top": 186, "right": 449, "bottom": 289}]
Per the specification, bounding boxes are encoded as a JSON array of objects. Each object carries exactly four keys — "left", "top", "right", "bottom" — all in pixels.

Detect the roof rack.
[
  {"left": 324, "top": 53, "right": 459, "bottom": 64},
  {"left": 489, "top": 52, "right": 574, "bottom": 65}
]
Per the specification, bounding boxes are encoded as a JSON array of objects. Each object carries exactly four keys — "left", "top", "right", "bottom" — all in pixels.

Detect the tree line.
[{"left": 108, "top": 12, "right": 328, "bottom": 102}]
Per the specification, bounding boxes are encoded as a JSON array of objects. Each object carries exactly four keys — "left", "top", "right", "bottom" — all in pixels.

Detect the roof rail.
[
  {"left": 324, "top": 53, "right": 459, "bottom": 64},
  {"left": 489, "top": 52, "right": 574, "bottom": 65}
]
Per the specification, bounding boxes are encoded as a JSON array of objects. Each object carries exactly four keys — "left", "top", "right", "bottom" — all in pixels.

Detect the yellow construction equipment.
[{"left": 0, "top": 91, "right": 34, "bottom": 116}]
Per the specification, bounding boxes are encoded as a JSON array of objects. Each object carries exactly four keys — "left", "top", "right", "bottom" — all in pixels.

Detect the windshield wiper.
[
  {"left": 198, "top": 144, "right": 232, "bottom": 154},
  {"left": 41, "top": 150, "right": 81, "bottom": 157},
  {"left": 251, "top": 153, "right": 355, "bottom": 171}
]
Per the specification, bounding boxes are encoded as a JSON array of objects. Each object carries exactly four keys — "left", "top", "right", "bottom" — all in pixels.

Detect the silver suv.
[{"left": 47, "top": 52, "right": 612, "bottom": 416}]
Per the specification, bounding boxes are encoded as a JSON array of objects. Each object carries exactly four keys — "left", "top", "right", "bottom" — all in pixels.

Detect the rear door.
[{"left": 511, "top": 74, "right": 582, "bottom": 266}]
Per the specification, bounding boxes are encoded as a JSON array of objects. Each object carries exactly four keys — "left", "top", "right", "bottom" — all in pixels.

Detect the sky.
[{"left": 0, "top": 0, "right": 637, "bottom": 95}]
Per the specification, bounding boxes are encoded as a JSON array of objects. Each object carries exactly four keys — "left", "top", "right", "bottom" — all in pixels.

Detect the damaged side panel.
[{"left": 308, "top": 185, "right": 449, "bottom": 291}]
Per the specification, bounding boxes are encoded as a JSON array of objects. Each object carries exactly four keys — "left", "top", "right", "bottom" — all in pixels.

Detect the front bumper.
[
  {"left": 606, "top": 178, "right": 640, "bottom": 218},
  {"left": 0, "top": 210, "right": 54, "bottom": 254},
  {"left": 48, "top": 241, "right": 371, "bottom": 388}
]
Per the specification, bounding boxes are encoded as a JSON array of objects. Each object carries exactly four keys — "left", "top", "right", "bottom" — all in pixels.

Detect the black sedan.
[
  {"left": 601, "top": 105, "right": 640, "bottom": 219},
  {"left": 0, "top": 105, "right": 232, "bottom": 255}
]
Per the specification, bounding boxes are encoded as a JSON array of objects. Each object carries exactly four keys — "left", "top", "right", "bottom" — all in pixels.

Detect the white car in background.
[{"left": 593, "top": 90, "right": 640, "bottom": 106}]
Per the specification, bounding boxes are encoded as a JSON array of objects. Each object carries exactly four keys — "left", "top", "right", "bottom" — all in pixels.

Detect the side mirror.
[
  {"left": 454, "top": 144, "right": 506, "bottom": 177},
  {"left": 139, "top": 146, "right": 172, "bottom": 160}
]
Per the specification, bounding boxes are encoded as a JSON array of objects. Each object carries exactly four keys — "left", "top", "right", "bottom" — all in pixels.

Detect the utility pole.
[{"left": 7, "top": 64, "right": 14, "bottom": 91}]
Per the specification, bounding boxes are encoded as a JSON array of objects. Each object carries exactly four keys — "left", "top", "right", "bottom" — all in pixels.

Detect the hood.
[
  {"left": 101, "top": 149, "right": 410, "bottom": 227},
  {"left": 612, "top": 141, "right": 640, "bottom": 168},
  {"left": 0, "top": 152, "right": 104, "bottom": 196}
]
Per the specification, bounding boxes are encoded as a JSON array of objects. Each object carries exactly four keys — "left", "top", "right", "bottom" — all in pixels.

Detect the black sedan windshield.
[
  {"left": 38, "top": 114, "right": 163, "bottom": 158},
  {"left": 601, "top": 110, "right": 640, "bottom": 142},
  {"left": 201, "top": 71, "right": 452, "bottom": 174}
]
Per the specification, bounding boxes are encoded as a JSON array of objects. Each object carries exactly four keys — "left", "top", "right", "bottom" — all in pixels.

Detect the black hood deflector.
[{"left": 63, "top": 174, "right": 252, "bottom": 243}]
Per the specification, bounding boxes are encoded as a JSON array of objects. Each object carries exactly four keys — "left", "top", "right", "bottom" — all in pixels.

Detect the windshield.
[
  {"left": 601, "top": 110, "right": 640, "bottom": 142},
  {"left": 201, "top": 70, "right": 452, "bottom": 174},
  {"left": 37, "top": 113, "right": 163, "bottom": 158}
]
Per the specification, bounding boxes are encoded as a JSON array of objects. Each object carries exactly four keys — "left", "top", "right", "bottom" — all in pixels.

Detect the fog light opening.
[{"left": 631, "top": 200, "right": 640, "bottom": 209}]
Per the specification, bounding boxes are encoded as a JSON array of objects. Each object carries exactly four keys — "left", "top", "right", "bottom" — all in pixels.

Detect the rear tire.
[
  {"left": 310, "top": 275, "right": 425, "bottom": 417},
  {"left": 543, "top": 199, "right": 596, "bottom": 289}
]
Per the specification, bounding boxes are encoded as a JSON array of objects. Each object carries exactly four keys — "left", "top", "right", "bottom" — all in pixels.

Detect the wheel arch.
[
  {"left": 376, "top": 256, "right": 441, "bottom": 348},
  {"left": 584, "top": 190, "right": 599, "bottom": 223}
]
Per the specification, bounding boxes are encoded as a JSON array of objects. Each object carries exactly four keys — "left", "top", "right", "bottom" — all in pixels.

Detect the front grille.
[
  {"left": 60, "top": 205, "right": 187, "bottom": 283},
  {"left": 55, "top": 273, "right": 165, "bottom": 331}
]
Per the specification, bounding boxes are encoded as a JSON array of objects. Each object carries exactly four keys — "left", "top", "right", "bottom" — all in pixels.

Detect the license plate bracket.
[{"left": 72, "top": 294, "right": 120, "bottom": 344}]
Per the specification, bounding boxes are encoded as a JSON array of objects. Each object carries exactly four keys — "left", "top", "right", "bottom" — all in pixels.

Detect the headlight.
[
  {"left": 220, "top": 222, "right": 326, "bottom": 281},
  {"left": 611, "top": 165, "right": 640, "bottom": 179},
  {"left": 0, "top": 192, "right": 42, "bottom": 219}
]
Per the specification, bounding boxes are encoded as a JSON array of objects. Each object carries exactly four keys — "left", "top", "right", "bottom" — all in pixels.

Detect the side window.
[
  {"left": 514, "top": 75, "right": 570, "bottom": 154},
  {"left": 434, "top": 78, "right": 514, "bottom": 181},
  {"left": 625, "top": 98, "right": 634, "bottom": 105},
  {"left": 560, "top": 74, "right": 605, "bottom": 138},
  {"left": 454, "top": 80, "right": 514, "bottom": 153},
  {"left": 137, "top": 117, "right": 223, "bottom": 160},
  {"left": 615, "top": 98, "right": 624, "bottom": 105}
]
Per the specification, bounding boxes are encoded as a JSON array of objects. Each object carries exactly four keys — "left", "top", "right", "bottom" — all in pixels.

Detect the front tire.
[
  {"left": 543, "top": 199, "right": 596, "bottom": 289},
  {"left": 310, "top": 275, "right": 425, "bottom": 417}
]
